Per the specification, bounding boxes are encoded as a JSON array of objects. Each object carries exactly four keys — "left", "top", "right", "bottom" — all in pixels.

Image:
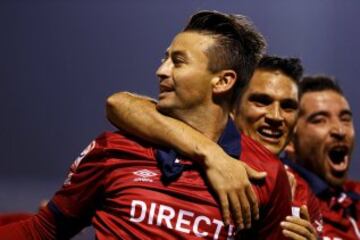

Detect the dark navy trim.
[
  {"left": 217, "top": 118, "right": 241, "bottom": 158},
  {"left": 156, "top": 119, "right": 241, "bottom": 182},
  {"left": 348, "top": 191, "right": 360, "bottom": 201},
  {"left": 281, "top": 153, "right": 360, "bottom": 201}
]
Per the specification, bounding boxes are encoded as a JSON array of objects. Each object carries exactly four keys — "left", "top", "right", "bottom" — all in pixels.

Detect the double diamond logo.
[{"left": 133, "top": 169, "right": 157, "bottom": 182}]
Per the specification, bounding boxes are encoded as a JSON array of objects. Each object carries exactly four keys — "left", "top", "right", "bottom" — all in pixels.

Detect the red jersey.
[
  {"left": 238, "top": 134, "right": 292, "bottom": 239},
  {"left": 0, "top": 213, "right": 33, "bottom": 226},
  {"left": 0, "top": 129, "right": 291, "bottom": 239},
  {"left": 282, "top": 157, "right": 323, "bottom": 234},
  {"left": 319, "top": 180, "right": 360, "bottom": 240},
  {"left": 284, "top": 159, "right": 360, "bottom": 240}
]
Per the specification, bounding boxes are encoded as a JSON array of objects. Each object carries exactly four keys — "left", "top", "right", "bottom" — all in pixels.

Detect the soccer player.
[
  {"left": 284, "top": 75, "right": 360, "bottom": 239},
  {"left": 106, "top": 56, "right": 312, "bottom": 239},
  {"left": 0, "top": 10, "right": 273, "bottom": 239}
]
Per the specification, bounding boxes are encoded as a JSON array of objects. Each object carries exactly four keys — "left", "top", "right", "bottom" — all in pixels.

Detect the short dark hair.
[
  {"left": 299, "top": 75, "right": 343, "bottom": 97},
  {"left": 183, "top": 10, "right": 266, "bottom": 104},
  {"left": 257, "top": 55, "right": 304, "bottom": 84}
]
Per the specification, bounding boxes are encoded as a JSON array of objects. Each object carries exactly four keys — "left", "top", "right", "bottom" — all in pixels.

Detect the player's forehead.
[
  {"left": 300, "top": 90, "right": 350, "bottom": 116},
  {"left": 245, "top": 69, "right": 298, "bottom": 100},
  {"left": 166, "top": 32, "right": 215, "bottom": 58}
]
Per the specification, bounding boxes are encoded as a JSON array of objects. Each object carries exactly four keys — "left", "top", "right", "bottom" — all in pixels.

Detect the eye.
[
  {"left": 249, "top": 94, "right": 272, "bottom": 107},
  {"left": 309, "top": 116, "right": 327, "bottom": 124},
  {"left": 281, "top": 100, "right": 298, "bottom": 112},
  {"left": 172, "top": 58, "right": 183, "bottom": 65},
  {"left": 340, "top": 114, "right": 352, "bottom": 123},
  {"left": 172, "top": 56, "right": 186, "bottom": 67}
]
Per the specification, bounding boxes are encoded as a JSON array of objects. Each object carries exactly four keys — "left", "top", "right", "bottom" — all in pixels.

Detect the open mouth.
[
  {"left": 328, "top": 146, "right": 349, "bottom": 173},
  {"left": 257, "top": 126, "right": 284, "bottom": 141}
]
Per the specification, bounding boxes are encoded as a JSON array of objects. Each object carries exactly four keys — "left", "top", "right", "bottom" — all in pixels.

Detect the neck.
[{"left": 171, "top": 103, "right": 230, "bottom": 141}]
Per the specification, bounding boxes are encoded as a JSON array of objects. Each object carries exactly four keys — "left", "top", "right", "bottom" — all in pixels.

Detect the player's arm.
[
  {"left": 0, "top": 213, "right": 33, "bottom": 226},
  {"left": 281, "top": 205, "right": 318, "bottom": 240},
  {"left": 0, "top": 140, "right": 107, "bottom": 239},
  {"left": 106, "top": 91, "right": 267, "bottom": 229}
]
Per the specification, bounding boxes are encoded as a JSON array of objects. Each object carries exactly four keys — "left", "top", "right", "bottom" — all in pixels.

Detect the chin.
[
  {"left": 326, "top": 174, "right": 347, "bottom": 188},
  {"left": 261, "top": 143, "right": 280, "bottom": 155},
  {"left": 156, "top": 101, "right": 171, "bottom": 113}
]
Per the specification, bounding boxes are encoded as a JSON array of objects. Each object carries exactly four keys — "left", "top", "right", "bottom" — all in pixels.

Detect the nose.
[
  {"left": 265, "top": 103, "right": 284, "bottom": 127},
  {"left": 330, "top": 121, "right": 346, "bottom": 141},
  {"left": 156, "top": 58, "right": 172, "bottom": 81}
]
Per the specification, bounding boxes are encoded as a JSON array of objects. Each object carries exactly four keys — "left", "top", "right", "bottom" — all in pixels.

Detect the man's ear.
[{"left": 211, "top": 70, "right": 237, "bottom": 94}]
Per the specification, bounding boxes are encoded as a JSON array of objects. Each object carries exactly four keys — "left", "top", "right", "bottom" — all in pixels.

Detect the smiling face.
[
  {"left": 156, "top": 31, "right": 218, "bottom": 118},
  {"left": 235, "top": 69, "right": 299, "bottom": 155},
  {"left": 294, "top": 90, "right": 355, "bottom": 187}
]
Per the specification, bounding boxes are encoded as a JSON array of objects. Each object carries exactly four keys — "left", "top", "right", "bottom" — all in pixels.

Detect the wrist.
[{"left": 195, "top": 142, "right": 223, "bottom": 168}]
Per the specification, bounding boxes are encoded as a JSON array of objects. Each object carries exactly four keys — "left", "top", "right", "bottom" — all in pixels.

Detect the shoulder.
[
  {"left": 344, "top": 179, "right": 360, "bottom": 193},
  {"left": 66, "top": 131, "right": 155, "bottom": 175},
  {"left": 84, "top": 131, "right": 155, "bottom": 160},
  {"left": 240, "top": 134, "right": 291, "bottom": 204},
  {"left": 240, "top": 133, "right": 285, "bottom": 179}
]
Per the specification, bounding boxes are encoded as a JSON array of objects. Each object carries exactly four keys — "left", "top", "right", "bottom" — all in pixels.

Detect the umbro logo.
[{"left": 133, "top": 169, "right": 157, "bottom": 182}]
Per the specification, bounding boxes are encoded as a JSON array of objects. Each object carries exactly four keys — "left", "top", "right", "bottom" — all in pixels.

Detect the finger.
[
  {"left": 229, "top": 192, "right": 244, "bottom": 229},
  {"left": 246, "top": 185, "right": 259, "bottom": 220},
  {"left": 283, "top": 217, "right": 317, "bottom": 237},
  {"left": 281, "top": 221, "right": 313, "bottom": 239},
  {"left": 218, "top": 191, "right": 231, "bottom": 226},
  {"left": 282, "top": 229, "right": 306, "bottom": 240},
  {"left": 238, "top": 189, "right": 251, "bottom": 229},
  {"left": 244, "top": 164, "right": 267, "bottom": 180},
  {"left": 285, "top": 216, "right": 314, "bottom": 228},
  {"left": 286, "top": 171, "right": 297, "bottom": 200},
  {"left": 300, "top": 205, "right": 310, "bottom": 221}
]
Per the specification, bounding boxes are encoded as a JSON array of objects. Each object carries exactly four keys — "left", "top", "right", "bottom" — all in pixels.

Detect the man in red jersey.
[
  {"left": 106, "top": 56, "right": 317, "bottom": 239},
  {"left": 0, "top": 10, "right": 274, "bottom": 239},
  {"left": 284, "top": 75, "right": 360, "bottom": 239}
]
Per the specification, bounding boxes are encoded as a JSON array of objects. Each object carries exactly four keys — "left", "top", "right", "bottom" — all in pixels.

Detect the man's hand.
[
  {"left": 203, "top": 147, "right": 266, "bottom": 229},
  {"left": 280, "top": 205, "right": 317, "bottom": 240}
]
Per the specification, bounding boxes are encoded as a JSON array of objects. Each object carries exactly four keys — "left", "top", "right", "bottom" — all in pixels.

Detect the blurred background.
[{"left": 1, "top": 0, "right": 359, "bottom": 238}]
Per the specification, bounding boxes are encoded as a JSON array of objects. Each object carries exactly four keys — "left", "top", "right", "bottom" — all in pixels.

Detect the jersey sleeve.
[
  {"left": 50, "top": 138, "right": 108, "bottom": 220},
  {"left": 0, "top": 213, "right": 33, "bottom": 226},
  {"left": 0, "top": 132, "right": 118, "bottom": 239},
  {"left": 0, "top": 207, "right": 58, "bottom": 240}
]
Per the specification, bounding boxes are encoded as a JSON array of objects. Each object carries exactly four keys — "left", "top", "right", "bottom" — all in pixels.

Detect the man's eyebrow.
[
  {"left": 248, "top": 93, "right": 272, "bottom": 100},
  {"left": 340, "top": 109, "right": 353, "bottom": 117},
  {"left": 171, "top": 50, "right": 188, "bottom": 59},
  {"left": 280, "top": 98, "right": 298, "bottom": 108},
  {"left": 306, "top": 111, "right": 329, "bottom": 120}
]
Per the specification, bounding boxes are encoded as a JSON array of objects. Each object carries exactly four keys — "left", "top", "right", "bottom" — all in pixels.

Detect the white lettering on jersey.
[
  {"left": 130, "top": 200, "right": 147, "bottom": 223},
  {"left": 157, "top": 204, "right": 175, "bottom": 229},
  {"left": 175, "top": 209, "right": 193, "bottom": 233},
  {"left": 148, "top": 202, "right": 156, "bottom": 225},
  {"left": 193, "top": 216, "right": 210, "bottom": 237},
  {"left": 212, "top": 219, "right": 224, "bottom": 239},
  {"left": 129, "top": 200, "right": 233, "bottom": 239}
]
